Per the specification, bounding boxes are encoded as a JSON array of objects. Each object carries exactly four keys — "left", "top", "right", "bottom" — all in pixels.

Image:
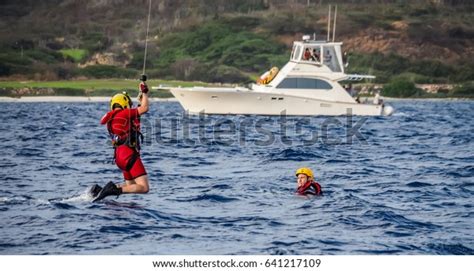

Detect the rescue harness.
[{"left": 107, "top": 109, "right": 143, "bottom": 171}]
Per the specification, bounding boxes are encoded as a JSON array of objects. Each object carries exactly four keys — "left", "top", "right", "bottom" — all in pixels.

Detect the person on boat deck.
[
  {"left": 91, "top": 78, "right": 151, "bottom": 202},
  {"left": 344, "top": 84, "right": 350, "bottom": 93},
  {"left": 303, "top": 48, "right": 311, "bottom": 60},
  {"left": 296, "top": 167, "right": 322, "bottom": 196},
  {"left": 346, "top": 83, "right": 356, "bottom": 97},
  {"left": 373, "top": 91, "right": 383, "bottom": 105},
  {"left": 311, "top": 49, "right": 320, "bottom": 62},
  {"left": 324, "top": 50, "right": 332, "bottom": 62}
]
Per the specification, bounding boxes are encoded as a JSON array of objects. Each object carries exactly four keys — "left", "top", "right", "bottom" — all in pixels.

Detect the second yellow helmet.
[{"left": 295, "top": 167, "right": 314, "bottom": 179}]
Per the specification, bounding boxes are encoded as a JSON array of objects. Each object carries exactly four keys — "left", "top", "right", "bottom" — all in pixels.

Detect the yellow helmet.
[
  {"left": 110, "top": 92, "right": 132, "bottom": 110},
  {"left": 295, "top": 167, "right": 314, "bottom": 179}
]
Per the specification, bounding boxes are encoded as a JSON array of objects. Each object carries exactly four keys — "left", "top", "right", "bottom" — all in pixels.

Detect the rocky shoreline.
[{"left": 0, "top": 96, "right": 177, "bottom": 102}]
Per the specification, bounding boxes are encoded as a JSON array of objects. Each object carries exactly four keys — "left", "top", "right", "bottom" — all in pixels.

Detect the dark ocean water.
[{"left": 0, "top": 100, "right": 472, "bottom": 255}]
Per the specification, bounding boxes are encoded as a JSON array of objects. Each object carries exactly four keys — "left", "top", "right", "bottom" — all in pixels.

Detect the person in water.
[
  {"left": 91, "top": 76, "right": 150, "bottom": 202},
  {"left": 295, "top": 167, "right": 322, "bottom": 196}
]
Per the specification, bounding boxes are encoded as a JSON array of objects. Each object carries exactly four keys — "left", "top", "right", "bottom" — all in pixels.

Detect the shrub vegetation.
[{"left": 382, "top": 79, "right": 422, "bottom": 97}]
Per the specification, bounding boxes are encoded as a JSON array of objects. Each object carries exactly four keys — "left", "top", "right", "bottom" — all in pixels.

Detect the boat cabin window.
[
  {"left": 276, "top": 78, "right": 333, "bottom": 90},
  {"left": 292, "top": 45, "right": 302, "bottom": 61},
  {"left": 322, "top": 45, "right": 341, "bottom": 72},
  {"left": 301, "top": 46, "right": 321, "bottom": 62}
]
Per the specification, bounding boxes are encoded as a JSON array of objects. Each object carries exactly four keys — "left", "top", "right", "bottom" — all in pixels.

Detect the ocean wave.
[
  {"left": 406, "top": 181, "right": 432, "bottom": 187},
  {"left": 267, "top": 148, "right": 324, "bottom": 161},
  {"left": 174, "top": 194, "right": 239, "bottom": 203}
]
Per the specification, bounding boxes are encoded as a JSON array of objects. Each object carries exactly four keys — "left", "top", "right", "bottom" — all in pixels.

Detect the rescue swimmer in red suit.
[{"left": 91, "top": 75, "right": 150, "bottom": 202}]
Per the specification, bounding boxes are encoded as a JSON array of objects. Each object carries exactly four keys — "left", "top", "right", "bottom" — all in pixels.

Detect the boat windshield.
[
  {"left": 292, "top": 45, "right": 302, "bottom": 61},
  {"left": 298, "top": 46, "right": 321, "bottom": 62},
  {"left": 322, "top": 45, "right": 341, "bottom": 72}
]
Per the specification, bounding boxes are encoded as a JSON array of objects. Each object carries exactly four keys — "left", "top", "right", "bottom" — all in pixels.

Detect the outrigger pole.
[
  {"left": 327, "top": 5, "right": 331, "bottom": 41},
  {"left": 327, "top": 5, "right": 338, "bottom": 42},
  {"left": 332, "top": 5, "right": 337, "bottom": 42}
]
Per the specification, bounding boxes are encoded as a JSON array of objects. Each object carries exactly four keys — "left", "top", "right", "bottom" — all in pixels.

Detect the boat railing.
[{"left": 345, "top": 74, "right": 376, "bottom": 81}]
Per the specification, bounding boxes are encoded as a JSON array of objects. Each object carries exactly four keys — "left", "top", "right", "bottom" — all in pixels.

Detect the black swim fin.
[
  {"left": 92, "top": 181, "right": 122, "bottom": 203},
  {"left": 89, "top": 184, "right": 103, "bottom": 198}
]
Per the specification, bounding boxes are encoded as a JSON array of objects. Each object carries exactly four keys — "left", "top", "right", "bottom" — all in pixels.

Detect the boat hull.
[{"left": 170, "top": 88, "right": 386, "bottom": 116}]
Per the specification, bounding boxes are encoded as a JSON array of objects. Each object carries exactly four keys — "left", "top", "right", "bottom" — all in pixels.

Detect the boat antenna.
[
  {"left": 332, "top": 5, "right": 337, "bottom": 42},
  {"left": 142, "top": 0, "right": 152, "bottom": 79},
  {"left": 327, "top": 5, "right": 331, "bottom": 41}
]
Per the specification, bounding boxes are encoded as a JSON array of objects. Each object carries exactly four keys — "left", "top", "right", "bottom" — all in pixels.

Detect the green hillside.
[{"left": 1, "top": 0, "right": 473, "bottom": 86}]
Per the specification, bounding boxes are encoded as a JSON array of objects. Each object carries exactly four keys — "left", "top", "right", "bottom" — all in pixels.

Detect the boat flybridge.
[{"left": 166, "top": 36, "right": 394, "bottom": 116}]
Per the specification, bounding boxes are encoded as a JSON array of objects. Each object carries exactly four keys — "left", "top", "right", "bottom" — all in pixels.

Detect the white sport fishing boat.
[{"left": 165, "top": 7, "right": 394, "bottom": 116}]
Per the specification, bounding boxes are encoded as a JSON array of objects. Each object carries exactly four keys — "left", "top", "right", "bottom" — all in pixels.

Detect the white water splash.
[
  {"left": 0, "top": 196, "right": 30, "bottom": 203},
  {"left": 53, "top": 188, "right": 95, "bottom": 203},
  {"left": 393, "top": 112, "right": 411, "bottom": 117},
  {"left": 58, "top": 192, "right": 93, "bottom": 203}
]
